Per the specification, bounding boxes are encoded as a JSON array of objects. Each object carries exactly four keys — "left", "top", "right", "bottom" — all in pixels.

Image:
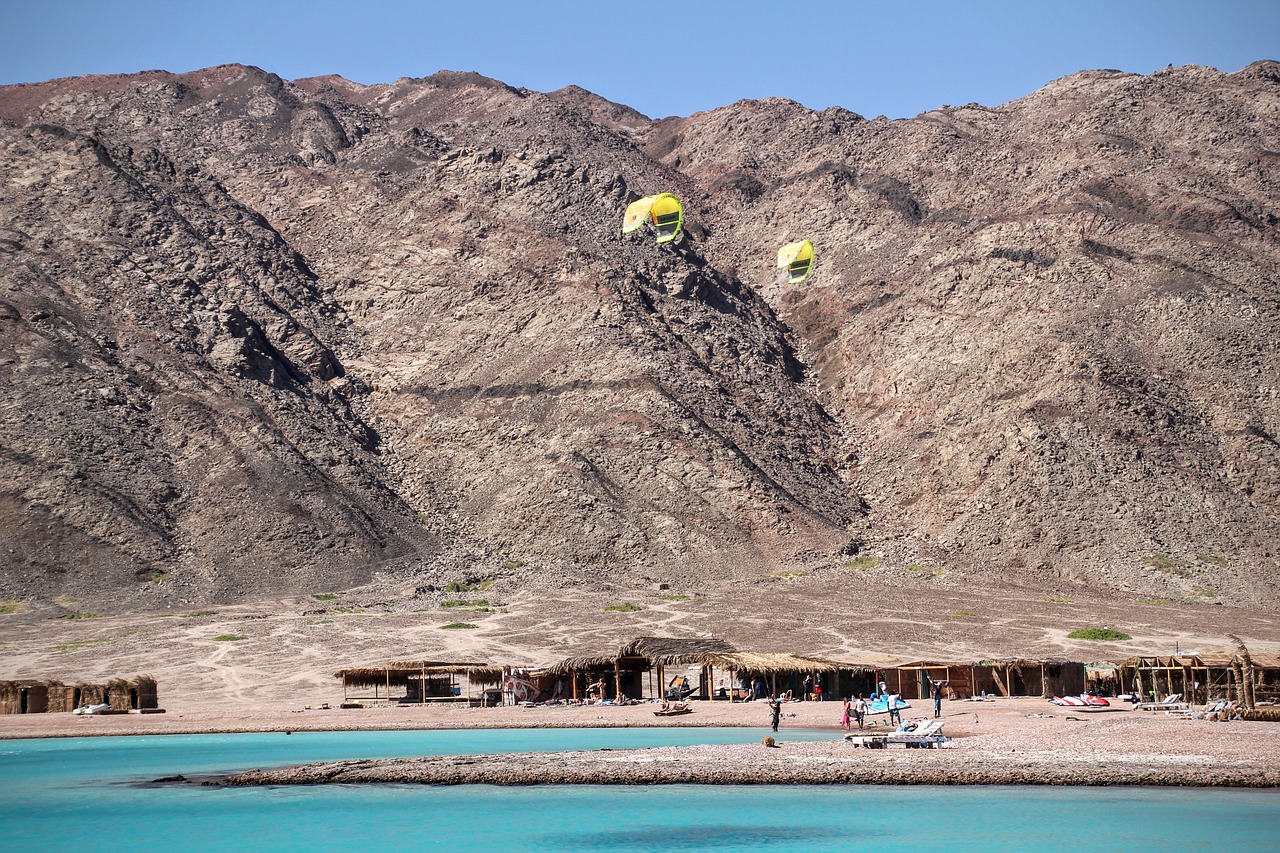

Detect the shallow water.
[{"left": 2, "top": 729, "right": 1278, "bottom": 851}]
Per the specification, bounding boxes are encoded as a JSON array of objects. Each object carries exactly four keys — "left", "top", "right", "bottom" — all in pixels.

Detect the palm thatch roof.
[
  {"left": 975, "top": 657, "right": 1083, "bottom": 667},
  {"left": 545, "top": 637, "right": 737, "bottom": 675},
  {"left": 545, "top": 642, "right": 848, "bottom": 677},
  {"left": 617, "top": 636, "right": 736, "bottom": 664},
  {"left": 1120, "top": 652, "right": 1280, "bottom": 670},
  {"left": 334, "top": 660, "right": 502, "bottom": 688},
  {"left": 702, "top": 652, "right": 841, "bottom": 674}
]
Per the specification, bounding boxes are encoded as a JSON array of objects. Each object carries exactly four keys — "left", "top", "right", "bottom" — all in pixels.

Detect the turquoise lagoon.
[{"left": 2, "top": 728, "right": 1277, "bottom": 851}]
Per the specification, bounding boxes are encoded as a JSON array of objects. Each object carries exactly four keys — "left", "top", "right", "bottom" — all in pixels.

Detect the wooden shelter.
[
  {"left": 334, "top": 660, "right": 502, "bottom": 705},
  {"left": 543, "top": 638, "right": 859, "bottom": 702},
  {"left": 1085, "top": 663, "right": 1120, "bottom": 696},
  {"left": 545, "top": 637, "right": 737, "bottom": 701},
  {"left": 822, "top": 661, "right": 882, "bottom": 701},
  {"left": 974, "top": 659, "right": 1086, "bottom": 698},
  {"left": 707, "top": 652, "right": 847, "bottom": 701},
  {"left": 1119, "top": 653, "right": 1280, "bottom": 705},
  {"left": 884, "top": 661, "right": 980, "bottom": 700}
]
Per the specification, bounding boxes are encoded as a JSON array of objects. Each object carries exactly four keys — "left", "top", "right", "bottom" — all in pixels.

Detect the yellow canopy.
[
  {"left": 622, "top": 195, "right": 658, "bottom": 234},
  {"left": 622, "top": 193, "right": 684, "bottom": 244},
  {"left": 777, "top": 240, "right": 815, "bottom": 284}
]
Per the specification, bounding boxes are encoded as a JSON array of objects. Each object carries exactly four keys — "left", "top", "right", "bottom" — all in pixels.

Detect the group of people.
[
  {"left": 839, "top": 695, "right": 875, "bottom": 730},
  {"left": 756, "top": 677, "right": 946, "bottom": 732}
]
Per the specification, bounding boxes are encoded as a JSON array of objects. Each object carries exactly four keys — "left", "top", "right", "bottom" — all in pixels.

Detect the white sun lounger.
[
  {"left": 1135, "top": 693, "right": 1189, "bottom": 711},
  {"left": 846, "top": 719, "right": 948, "bottom": 749}
]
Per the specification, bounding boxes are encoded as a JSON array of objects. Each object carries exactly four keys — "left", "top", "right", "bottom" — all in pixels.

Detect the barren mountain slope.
[
  {"left": 0, "top": 61, "right": 1277, "bottom": 617},
  {"left": 647, "top": 62, "right": 1280, "bottom": 603},
  {"left": 0, "top": 66, "right": 861, "bottom": 611}
]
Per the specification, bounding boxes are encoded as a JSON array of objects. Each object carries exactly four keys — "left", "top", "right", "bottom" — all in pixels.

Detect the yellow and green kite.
[{"left": 622, "top": 193, "right": 684, "bottom": 244}]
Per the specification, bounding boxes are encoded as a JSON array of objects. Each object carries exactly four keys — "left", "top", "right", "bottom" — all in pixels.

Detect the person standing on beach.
[
  {"left": 931, "top": 682, "right": 943, "bottom": 719},
  {"left": 887, "top": 690, "right": 902, "bottom": 725},
  {"left": 802, "top": 674, "right": 812, "bottom": 701},
  {"left": 768, "top": 696, "right": 782, "bottom": 732},
  {"left": 854, "top": 694, "right": 869, "bottom": 729},
  {"left": 840, "top": 696, "right": 852, "bottom": 731}
]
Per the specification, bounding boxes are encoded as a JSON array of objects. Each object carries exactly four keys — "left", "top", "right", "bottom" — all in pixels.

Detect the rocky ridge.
[{"left": 0, "top": 61, "right": 1277, "bottom": 611}]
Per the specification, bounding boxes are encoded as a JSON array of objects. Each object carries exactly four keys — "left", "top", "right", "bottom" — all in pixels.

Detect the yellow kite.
[
  {"left": 777, "top": 240, "right": 815, "bottom": 284},
  {"left": 622, "top": 193, "right": 684, "bottom": 244}
]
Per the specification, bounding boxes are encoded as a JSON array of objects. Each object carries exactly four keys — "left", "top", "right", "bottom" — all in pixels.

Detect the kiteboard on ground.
[
  {"left": 777, "top": 239, "right": 815, "bottom": 284},
  {"left": 622, "top": 192, "right": 684, "bottom": 244}
]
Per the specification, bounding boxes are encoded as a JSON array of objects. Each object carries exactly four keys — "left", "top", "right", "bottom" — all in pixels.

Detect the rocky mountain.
[{"left": 1, "top": 61, "right": 1277, "bottom": 612}]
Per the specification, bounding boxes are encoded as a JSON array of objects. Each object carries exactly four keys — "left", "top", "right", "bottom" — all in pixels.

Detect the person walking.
[
  {"left": 854, "top": 694, "right": 869, "bottom": 729},
  {"left": 768, "top": 695, "right": 782, "bottom": 732},
  {"left": 840, "top": 697, "right": 852, "bottom": 731}
]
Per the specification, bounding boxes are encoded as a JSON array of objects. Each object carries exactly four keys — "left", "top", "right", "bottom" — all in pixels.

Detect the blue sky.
[{"left": 3, "top": 1, "right": 1276, "bottom": 119}]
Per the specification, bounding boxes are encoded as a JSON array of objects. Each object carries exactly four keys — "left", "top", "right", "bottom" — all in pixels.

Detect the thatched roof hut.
[
  {"left": 618, "top": 636, "right": 736, "bottom": 665},
  {"left": 1119, "top": 652, "right": 1280, "bottom": 705},
  {"left": 0, "top": 679, "right": 49, "bottom": 714},
  {"left": 334, "top": 659, "right": 500, "bottom": 704},
  {"left": 0, "top": 675, "right": 158, "bottom": 714},
  {"left": 546, "top": 637, "right": 736, "bottom": 677},
  {"left": 544, "top": 638, "right": 860, "bottom": 702},
  {"left": 704, "top": 652, "right": 838, "bottom": 674},
  {"left": 887, "top": 661, "right": 979, "bottom": 699},
  {"left": 975, "top": 658, "right": 1085, "bottom": 698}
]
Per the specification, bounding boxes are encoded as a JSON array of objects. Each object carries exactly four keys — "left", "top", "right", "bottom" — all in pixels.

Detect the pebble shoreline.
[
  {"left": 222, "top": 741, "right": 1280, "bottom": 788},
  {"left": 7, "top": 697, "right": 1276, "bottom": 788}
]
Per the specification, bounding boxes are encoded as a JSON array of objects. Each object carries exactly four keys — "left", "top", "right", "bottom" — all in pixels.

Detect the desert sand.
[{"left": 4, "top": 571, "right": 1279, "bottom": 711}]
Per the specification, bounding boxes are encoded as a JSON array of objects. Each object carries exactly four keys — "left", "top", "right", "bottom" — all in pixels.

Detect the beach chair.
[
  {"left": 884, "top": 719, "right": 948, "bottom": 748},
  {"left": 1134, "top": 693, "right": 1188, "bottom": 711}
]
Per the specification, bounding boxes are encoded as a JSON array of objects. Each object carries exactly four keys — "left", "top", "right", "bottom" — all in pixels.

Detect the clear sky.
[{"left": 3, "top": 1, "right": 1276, "bottom": 119}]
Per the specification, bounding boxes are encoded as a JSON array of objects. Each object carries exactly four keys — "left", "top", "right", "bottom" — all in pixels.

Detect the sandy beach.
[{"left": 5, "top": 696, "right": 1277, "bottom": 787}]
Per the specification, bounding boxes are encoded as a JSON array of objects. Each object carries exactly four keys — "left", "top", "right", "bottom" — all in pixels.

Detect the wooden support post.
[{"left": 614, "top": 660, "right": 621, "bottom": 700}]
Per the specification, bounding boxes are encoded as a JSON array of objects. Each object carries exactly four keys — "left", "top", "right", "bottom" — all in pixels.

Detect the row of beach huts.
[
  {"left": 0, "top": 675, "right": 159, "bottom": 715},
  {"left": 6, "top": 639, "right": 1276, "bottom": 716},
  {"left": 330, "top": 637, "right": 1280, "bottom": 711}
]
